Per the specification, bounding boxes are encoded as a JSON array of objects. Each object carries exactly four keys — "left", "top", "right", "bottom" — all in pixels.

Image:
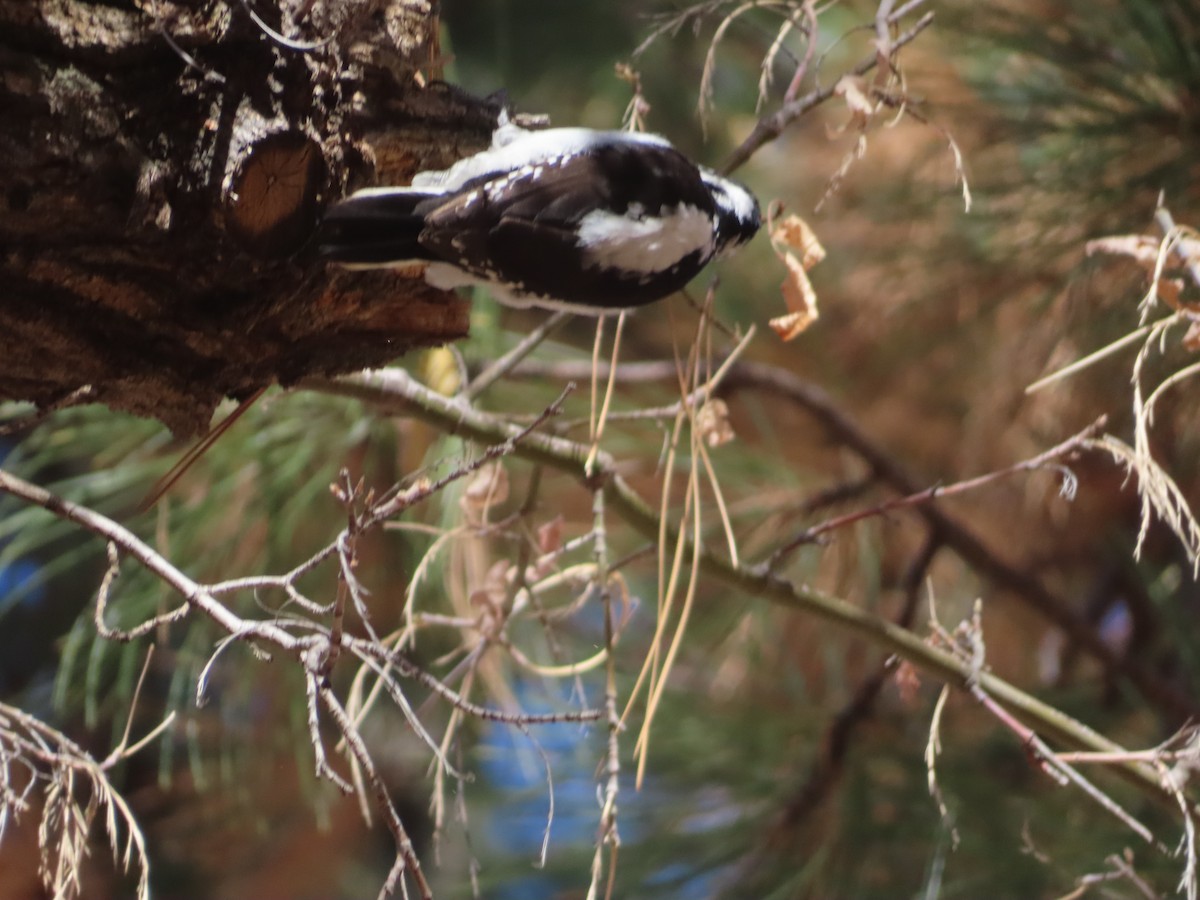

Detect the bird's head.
[{"left": 701, "top": 170, "right": 762, "bottom": 257}]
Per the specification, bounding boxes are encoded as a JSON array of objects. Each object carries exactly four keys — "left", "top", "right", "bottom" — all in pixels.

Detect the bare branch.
[
  {"left": 722, "top": 10, "right": 935, "bottom": 174},
  {"left": 321, "top": 686, "right": 433, "bottom": 900},
  {"left": 302, "top": 365, "right": 1200, "bottom": 789},
  {"left": 767, "top": 416, "right": 1104, "bottom": 568}
]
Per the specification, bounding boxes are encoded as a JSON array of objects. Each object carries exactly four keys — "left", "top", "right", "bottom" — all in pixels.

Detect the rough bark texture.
[{"left": 0, "top": 0, "right": 502, "bottom": 436}]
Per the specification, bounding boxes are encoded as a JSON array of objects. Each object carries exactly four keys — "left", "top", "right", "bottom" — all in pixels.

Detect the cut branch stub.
[
  {"left": 225, "top": 130, "right": 325, "bottom": 259},
  {"left": 0, "top": 0, "right": 501, "bottom": 436}
]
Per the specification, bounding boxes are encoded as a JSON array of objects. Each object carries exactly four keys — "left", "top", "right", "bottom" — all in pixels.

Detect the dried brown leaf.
[
  {"left": 767, "top": 213, "right": 823, "bottom": 341},
  {"left": 834, "top": 74, "right": 874, "bottom": 132},
  {"left": 1184, "top": 318, "right": 1200, "bottom": 352},
  {"left": 1085, "top": 234, "right": 1161, "bottom": 268},
  {"left": 695, "top": 398, "right": 735, "bottom": 447},
  {"left": 1157, "top": 277, "right": 1185, "bottom": 311},
  {"left": 771, "top": 214, "right": 826, "bottom": 270},
  {"left": 894, "top": 659, "right": 922, "bottom": 707},
  {"left": 770, "top": 312, "right": 811, "bottom": 341},
  {"left": 460, "top": 460, "right": 509, "bottom": 525},
  {"left": 1087, "top": 232, "right": 1200, "bottom": 279},
  {"left": 469, "top": 559, "right": 512, "bottom": 633},
  {"left": 537, "top": 515, "right": 565, "bottom": 555},
  {"left": 770, "top": 253, "right": 820, "bottom": 341}
]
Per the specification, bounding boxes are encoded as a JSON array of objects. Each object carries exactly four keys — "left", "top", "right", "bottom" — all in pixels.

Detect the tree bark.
[{"left": 0, "top": 0, "right": 499, "bottom": 436}]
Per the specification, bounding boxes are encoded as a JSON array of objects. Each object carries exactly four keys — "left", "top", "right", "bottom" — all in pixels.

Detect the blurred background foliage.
[{"left": 3, "top": 0, "right": 1200, "bottom": 897}]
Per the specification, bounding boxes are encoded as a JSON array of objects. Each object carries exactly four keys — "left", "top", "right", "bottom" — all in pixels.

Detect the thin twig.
[
  {"left": 304, "top": 668, "right": 353, "bottom": 794},
  {"left": 781, "top": 2, "right": 819, "bottom": 104},
  {"left": 721, "top": 11, "right": 935, "bottom": 174},
  {"left": 766, "top": 416, "right": 1104, "bottom": 568},
  {"left": 304, "top": 366, "right": 1200, "bottom": 743},
  {"left": 466, "top": 310, "right": 571, "bottom": 400},
  {"left": 321, "top": 686, "right": 432, "bottom": 900},
  {"left": 346, "top": 636, "right": 602, "bottom": 725},
  {"left": 0, "top": 386, "right": 95, "bottom": 437},
  {"left": 587, "top": 486, "right": 622, "bottom": 900}
]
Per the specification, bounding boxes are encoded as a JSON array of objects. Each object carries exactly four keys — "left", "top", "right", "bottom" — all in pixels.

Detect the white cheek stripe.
[
  {"left": 576, "top": 205, "right": 713, "bottom": 274},
  {"left": 700, "top": 170, "right": 758, "bottom": 223}
]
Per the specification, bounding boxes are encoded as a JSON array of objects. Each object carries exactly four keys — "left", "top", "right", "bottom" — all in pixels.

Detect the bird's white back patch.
[
  {"left": 343, "top": 185, "right": 447, "bottom": 200},
  {"left": 423, "top": 262, "right": 475, "bottom": 290},
  {"left": 576, "top": 204, "right": 713, "bottom": 274},
  {"left": 414, "top": 128, "right": 673, "bottom": 191}
]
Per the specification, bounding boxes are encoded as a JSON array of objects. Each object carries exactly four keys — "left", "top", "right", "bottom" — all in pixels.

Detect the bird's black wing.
[{"left": 419, "top": 142, "right": 717, "bottom": 307}]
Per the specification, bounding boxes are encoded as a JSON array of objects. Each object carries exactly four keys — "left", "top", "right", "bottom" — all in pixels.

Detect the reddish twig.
[
  {"left": 781, "top": 1, "right": 819, "bottom": 104},
  {"left": 929, "top": 615, "right": 1163, "bottom": 851},
  {"left": 766, "top": 416, "right": 1104, "bottom": 569}
]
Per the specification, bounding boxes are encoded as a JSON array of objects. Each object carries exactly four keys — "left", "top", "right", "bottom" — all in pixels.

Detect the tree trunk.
[{"left": 0, "top": 0, "right": 497, "bottom": 436}]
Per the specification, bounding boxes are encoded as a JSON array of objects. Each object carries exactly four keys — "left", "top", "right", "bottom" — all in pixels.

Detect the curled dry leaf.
[
  {"left": 1153, "top": 279, "right": 1200, "bottom": 316},
  {"left": 695, "top": 398, "right": 735, "bottom": 447},
  {"left": 1088, "top": 234, "right": 1200, "bottom": 297},
  {"left": 470, "top": 558, "right": 512, "bottom": 635},
  {"left": 1086, "top": 234, "right": 1163, "bottom": 268},
  {"left": 769, "top": 257, "right": 819, "bottom": 340},
  {"left": 1156, "top": 277, "right": 1184, "bottom": 310},
  {"left": 769, "top": 213, "right": 825, "bottom": 341},
  {"left": 616, "top": 61, "right": 651, "bottom": 132},
  {"left": 528, "top": 515, "right": 566, "bottom": 581},
  {"left": 1184, "top": 319, "right": 1200, "bottom": 352},
  {"left": 894, "top": 659, "right": 922, "bottom": 708},
  {"left": 460, "top": 460, "right": 509, "bottom": 526},
  {"left": 1086, "top": 227, "right": 1200, "bottom": 350},
  {"left": 536, "top": 514, "right": 565, "bottom": 556},
  {"left": 773, "top": 214, "right": 826, "bottom": 269},
  {"left": 832, "top": 74, "right": 874, "bottom": 135}
]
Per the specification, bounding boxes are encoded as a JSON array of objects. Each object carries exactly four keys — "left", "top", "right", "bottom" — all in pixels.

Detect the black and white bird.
[{"left": 316, "top": 124, "right": 761, "bottom": 313}]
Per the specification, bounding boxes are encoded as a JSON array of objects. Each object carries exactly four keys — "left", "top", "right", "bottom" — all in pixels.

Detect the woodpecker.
[{"left": 316, "top": 124, "right": 761, "bottom": 312}]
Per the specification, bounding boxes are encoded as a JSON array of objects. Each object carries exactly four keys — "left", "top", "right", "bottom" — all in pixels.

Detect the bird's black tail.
[{"left": 315, "top": 188, "right": 442, "bottom": 266}]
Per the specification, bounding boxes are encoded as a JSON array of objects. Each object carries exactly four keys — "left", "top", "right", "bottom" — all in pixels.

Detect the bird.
[{"left": 316, "top": 123, "right": 761, "bottom": 313}]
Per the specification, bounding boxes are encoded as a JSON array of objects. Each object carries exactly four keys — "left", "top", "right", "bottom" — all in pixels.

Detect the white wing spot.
[{"left": 576, "top": 205, "right": 714, "bottom": 274}]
